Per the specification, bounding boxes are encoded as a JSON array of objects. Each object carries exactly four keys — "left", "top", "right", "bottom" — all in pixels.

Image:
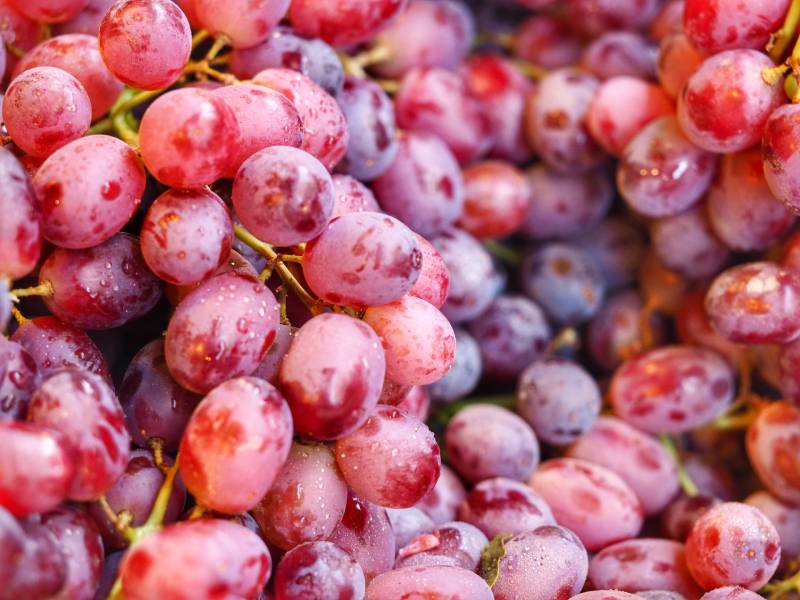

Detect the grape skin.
[
  {"left": 274, "top": 541, "right": 366, "bottom": 600},
  {"left": 426, "top": 327, "right": 482, "bottom": 404},
  {"left": 408, "top": 234, "right": 449, "bottom": 309},
  {"left": 699, "top": 587, "right": 764, "bottom": 600},
  {"left": 745, "top": 402, "right": 800, "bottom": 506},
  {"left": 193, "top": 0, "right": 288, "bottom": 49},
  {"left": 288, "top": 0, "right": 408, "bottom": 48},
  {"left": 458, "top": 160, "right": 532, "bottom": 239},
  {"left": 582, "top": 31, "right": 658, "bottom": 81},
  {"left": 395, "top": 520, "right": 486, "bottom": 571},
  {"left": 513, "top": 14, "right": 582, "bottom": 70},
  {"left": 365, "top": 565, "right": 493, "bottom": 600},
  {"left": 0, "top": 147, "right": 40, "bottom": 279},
  {"left": 763, "top": 103, "right": 800, "bottom": 212},
  {"left": 657, "top": 33, "right": 707, "bottom": 99},
  {"left": 331, "top": 174, "right": 380, "bottom": 219},
  {"left": 662, "top": 494, "right": 722, "bottom": 542},
  {"left": 0, "top": 337, "right": 39, "bottom": 420},
  {"left": 415, "top": 464, "right": 467, "bottom": 526},
  {"left": 745, "top": 491, "right": 800, "bottom": 566},
  {"left": 9, "top": 0, "right": 88, "bottom": 23},
  {"left": 683, "top": 0, "right": 790, "bottom": 54}
]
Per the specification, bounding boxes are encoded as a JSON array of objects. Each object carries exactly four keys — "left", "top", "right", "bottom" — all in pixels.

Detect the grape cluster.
[{"left": 3, "top": 0, "right": 800, "bottom": 599}]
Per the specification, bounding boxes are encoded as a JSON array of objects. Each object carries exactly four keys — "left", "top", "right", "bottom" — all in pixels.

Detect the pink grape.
[
  {"left": 252, "top": 441, "right": 348, "bottom": 550},
  {"left": 582, "top": 31, "right": 657, "bottom": 81},
  {"left": 336, "top": 405, "right": 440, "bottom": 508},
  {"left": 530, "top": 458, "right": 644, "bottom": 552},
  {"left": 573, "top": 593, "right": 647, "bottom": 600},
  {"left": 491, "top": 527, "right": 589, "bottom": 600},
  {"left": 565, "top": 0, "right": 660, "bottom": 37},
  {"left": 395, "top": 521, "right": 486, "bottom": 571},
  {"left": 746, "top": 402, "right": 800, "bottom": 506},
  {"left": 253, "top": 67, "right": 349, "bottom": 170},
  {"left": 705, "top": 261, "right": 800, "bottom": 344},
  {"left": 364, "top": 295, "right": 455, "bottom": 385},
  {"left": 445, "top": 404, "right": 539, "bottom": 484},
  {"left": 194, "top": 0, "right": 288, "bottom": 49},
  {"left": 394, "top": 67, "right": 492, "bottom": 164},
  {"left": 54, "top": 0, "right": 115, "bottom": 34},
  {"left": 275, "top": 541, "right": 366, "bottom": 600},
  {"left": 365, "top": 565, "right": 492, "bottom": 600},
  {"left": 213, "top": 83, "right": 303, "bottom": 177},
  {"left": 165, "top": 248, "right": 259, "bottom": 306},
  {"left": 663, "top": 494, "right": 722, "bottom": 542},
  {"left": 457, "top": 477, "right": 554, "bottom": 539},
  {"left": 0, "top": 422, "right": 74, "bottom": 516},
  {"left": 233, "top": 146, "right": 334, "bottom": 246},
  {"left": 34, "top": 134, "right": 145, "bottom": 249},
  {"left": 303, "top": 212, "right": 422, "bottom": 308},
  {"left": 372, "top": 131, "right": 465, "bottom": 237},
  {"left": 9, "top": 0, "right": 87, "bottom": 22},
  {"left": 683, "top": 0, "right": 790, "bottom": 54},
  {"left": 427, "top": 328, "right": 482, "bottom": 404},
  {"left": 745, "top": 491, "right": 800, "bottom": 565},
  {"left": 328, "top": 489, "right": 396, "bottom": 581},
  {"left": 288, "top": 0, "right": 408, "bottom": 47},
  {"left": 120, "top": 519, "right": 271, "bottom": 600},
  {"left": 617, "top": 116, "right": 716, "bottom": 218},
  {"left": 657, "top": 34, "right": 707, "bottom": 99},
  {"left": 28, "top": 369, "right": 130, "bottom": 501},
  {"left": 0, "top": 337, "right": 38, "bottom": 420},
  {"left": 40, "top": 234, "right": 163, "bottom": 330},
  {"left": 762, "top": 103, "right": 800, "bottom": 212},
  {"left": 677, "top": 50, "right": 783, "bottom": 154},
  {"left": 279, "top": 313, "right": 385, "bottom": 440},
  {"left": 513, "top": 14, "right": 582, "bottom": 70},
  {"left": 99, "top": 0, "right": 191, "bottom": 90},
  {"left": 587, "top": 291, "right": 657, "bottom": 372},
  {"left": 0, "top": 1, "right": 41, "bottom": 54},
  {"left": 179, "top": 376, "right": 292, "bottom": 514},
  {"left": 331, "top": 174, "right": 380, "bottom": 218},
  {"left": 684, "top": 455, "right": 738, "bottom": 500},
  {"left": 387, "top": 508, "right": 435, "bottom": 549},
  {"left": 3, "top": 66, "right": 90, "bottom": 158},
  {"left": 0, "top": 147, "right": 39, "bottom": 279},
  {"left": 408, "top": 234, "right": 449, "bottom": 309},
  {"left": 458, "top": 160, "right": 532, "bottom": 239},
  {"left": 395, "top": 386, "right": 430, "bottom": 422},
  {"left": 700, "top": 588, "right": 765, "bottom": 600},
  {"left": 416, "top": 465, "right": 467, "bottom": 526},
  {"left": 650, "top": 0, "right": 687, "bottom": 40},
  {"left": 685, "top": 502, "right": 780, "bottom": 590},
  {"left": 13, "top": 33, "right": 122, "bottom": 119},
  {"left": 139, "top": 88, "right": 241, "bottom": 188}
]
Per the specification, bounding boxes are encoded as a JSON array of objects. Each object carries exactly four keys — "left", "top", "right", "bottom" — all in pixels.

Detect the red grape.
[
  {"left": 395, "top": 521, "right": 486, "bottom": 571},
  {"left": 657, "top": 33, "right": 707, "bottom": 99},
  {"left": 650, "top": 0, "right": 688, "bottom": 40},
  {"left": 0, "top": 147, "right": 40, "bottom": 279},
  {"left": 762, "top": 103, "right": 800, "bottom": 212},
  {"left": 387, "top": 507, "right": 435, "bottom": 550},
  {"left": 662, "top": 494, "right": 722, "bottom": 542},
  {"left": 427, "top": 328, "right": 481, "bottom": 404},
  {"left": 683, "top": 0, "right": 790, "bottom": 54},
  {"left": 0, "top": 0, "right": 41, "bottom": 55},
  {"left": 0, "top": 337, "right": 38, "bottom": 420},
  {"left": 55, "top": 0, "right": 115, "bottom": 34},
  {"left": 700, "top": 587, "right": 765, "bottom": 600},
  {"left": 331, "top": 174, "right": 380, "bottom": 219},
  {"left": 566, "top": 0, "right": 660, "bottom": 36},
  {"left": 582, "top": 31, "right": 657, "bottom": 81},
  {"left": 274, "top": 541, "right": 365, "bottom": 600},
  {"left": 288, "top": 0, "right": 408, "bottom": 47},
  {"left": 513, "top": 14, "right": 582, "bottom": 70},
  {"left": 194, "top": 0, "right": 288, "bottom": 49},
  {"left": 251, "top": 322, "right": 293, "bottom": 384},
  {"left": 458, "top": 160, "right": 532, "bottom": 239},
  {"left": 365, "top": 565, "right": 492, "bottom": 599},
  {"left": 587, "top": 291, "right": 657, "bottom": 372},
  {"left": 408, "top": 233, "right": 449, "bottom": 309},
  {"left": 746, "top": 402, "right": 800, "bottom": 506},
  {"left": 675, "top": 289, "right": 742, "bottom": 367},
  {"left": 9, "top": 0, "right": 87, "bottom": 22},
  {"left": 745, "top": 491, "right": 800, "bottom": 566},
  {"left": 573, "top": 593, "right": 647, "bottom": 600}
]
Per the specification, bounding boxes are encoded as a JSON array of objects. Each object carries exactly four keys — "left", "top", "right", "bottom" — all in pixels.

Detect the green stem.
[
  {"left": 10, "top": 281, "right": 53, "bottom": 299},
  {"left": 110, "top": 88, "right": 163, "bottom": 118},
  {"left": 192, "top": 29, "right": 210, "bottom": 49},
  {"left": 763, "top": 569, "right": 800, "bottom": 599},
  {"left": 108, "top": 577, "right": 124, "bottom": 600},
  {"left": 658, "top": 434, "right": 698, "bottom": 497},
  {"left": 87, "top": 117, "right": 113, "bottom": 135},
  {"left": 769, "top": 0, "right": 800, "bottom": 62},
  {"left": 112, "top": 109, "right": 139, "bottom": 147},
  {"left": 483, "top": 240, "right": 521, "bottom": 267},
  {"left": 128, "top": 455, "right": 180, "bottom": 544}
]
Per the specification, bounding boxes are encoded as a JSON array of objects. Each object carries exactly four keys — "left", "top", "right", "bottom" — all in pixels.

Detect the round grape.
[
  {"left": 194, "top": 0, "right": 288, "bottom": 49},
  {"left": 331, "top": 174, "right": 380, "bottom": 218},
  {"left": 0, "top": 148, "right": 39, "bottom": 279},
  {"left": 288, "top": 0, "right": 408, "bottom": 47},
  {"left": 0, "top": 337, "right": 38, "bottom": 421},
  {"left": 416, "top": 465, "right": 467, "bottom": 526},
  {"left": 365, "top": 565, "right": 492, "bottom": 600},
  {"left": 683, "top": 0, "right": 790, "bottom": 54},
  {"left": 746, "top": 401, "right": 800, "bottom": 506},
  {"left": 275, "top": 541, "right": 365, "bottom": 600},
  {"left": 426, "top": 327, "right": 481, "bottom": 404},
  {"left": 458, "top": 161, "right": 531, "bottom": 239},
  {"left": 582, "top": 31, "right": 657, "bottom": 81}
]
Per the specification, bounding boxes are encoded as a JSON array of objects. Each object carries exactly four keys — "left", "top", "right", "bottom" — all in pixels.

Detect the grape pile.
[{"left": 4, "top": 0, "right": 800, "bottom": 598}]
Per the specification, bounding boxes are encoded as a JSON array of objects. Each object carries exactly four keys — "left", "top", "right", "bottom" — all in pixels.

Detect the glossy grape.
[
  {"left": 662, "top": 494, "right": 722, "bottom": 542},
  {"left": 275, "top": 541, "right": 366, "bottom": 600},
  {"left": 575, "top": 218, "right": 645, "bottom": 291},
  {"left": 762, "top": 103, "right": 800, "bottom": 212},
  {"left": 427, "top": 328, "right": 481, "bottom": 404},
  {"left": 587, "top": 291, "right": 653, "bottom": 372},
  {"left": 365, "top": 565, "right": 492, "bottom": 600},
  {"left": 0, "top": 148, "right": 39, "bottom": 279},
  {"left": 416, "top": 465, "right": 467, "bottom": 526},
  {"left": 194, "top": 0, "right": 288, "bottom": 49},
  {"left": 683, "top": 0, "right": 790, "bottom": 54},
  {"left": 746, "top": 402, "right": 800, "bottom": 506},
  {"left": 288, "top": 0, "right": 407, "bottom": 47},
  {"left": 745, "top": 491, "right": 800, "bottom": 566},
  {"left": 657, "top": 33, "right": 707, "bottom": 99},
  {"left": 386, "top": 508, "right": 435, "bottom": 550},
  {"left": 331, "top": 174, "right": 380, "bottom": 219},
  {"left": 573, "top": 593, "right": 647, "bottom": 600},
  {"left": 582, "top": 31, "right": 657, "bottom": 81},
  {"left": 700, "top": 588, "right": 764, "bottom": 600},
  {"left": 0, "top": 337, "right": 38, "bottom": 421},
  {"left": 458, "top": 161, "right": 531, "bottom": 239},
  {"left": 55, "top": 0, "right": 115, "bottom": 34},
  {"left": 9, "top": 0, "right": 87, "bottom": 22},
  {"left": 395, "top": 521, "right": 486, "bottom": 571},
  {"left": 408, "top": 234, "right": 449, "bottom": 309}
]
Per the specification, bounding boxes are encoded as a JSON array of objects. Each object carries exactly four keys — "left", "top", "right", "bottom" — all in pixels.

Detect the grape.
[
  {"left": 675, "top": 290, "right": 741, "bottom": 366},
  {"left": 372, "top": 131, "right": 465, "bottom": 237},
  {"left": 373, "top": 0, "right": 473, "bottom": 80},
  {"left": 40, "top": 506, "right": 103, "bottom": 600},
  {"left": 617, "top": 116, "right": 716, "bottom": 218},
  {"left": 179, "top": 376, "right": 292, "bottom": 513},
  {"left": 469, "top": 295, "right": 550, "bottom": 380},
  {"left": 54, "top": 0, "right": 115, "bottom": 34},
  {"left": 700, "top": 587, "right": 765, "bottom": 600},
  {"left": 331, "top": 174, "right": 380, "bottom": 219},
  {"left": 87, "top": 449, "right": 185, "bottom": 549},
  {"left": 336, "top": 76, "right": 398, "bottom": 181},
  {"left": 252, "top": 441, "right": 348, "bottom": 550},
  {"left": 677, "top": 50, "right": 783, "bottom": 154},
  {"left": 365, "top": 565, "right": 493, "bottom": 600},
  {"left": 685, "top": 454, "right": 738, "bottom": 500},
  {"left": 762, "top": 103, "right": 800, "bottom": 212},
  {"left": 0, "top": 279, "right": 9, "bottom": 334},
  {"left": 336, "top": 405, "right": 440, "bottom": 508},
  {"left": 165, "top": 248, "right": 259, "bottom": 306},
  {"left": 573, "top": 593, "right": 647, "bottom": 600},
  {"left": 194, "top": 0, "right": 287, "bottom": 49},
  {"left": 589, "top": 539, "right": 702, "bottom": 598},
  {"left": 458, "top": 161, "right": 531, "bottom": 239},
  {"left": 328, "top": 489, "right": 396, "bottom": 581},
  {"left": 574, "top": 217, "right": 645, "bottom": 290},
  {"left": 416, "top": 465, "right": 467, "bottom": 526},
  {"left": 685, "top": 502, "right": 780, "bottom": 590},
  {"left": 530, "top": 458, "right": 644, "bottom": 552},
  {"left": 746, "top": 402, "right": 800, "bottom": 506},
  {"left": 460, "top": 54, "right": 535, "bottom": 163},
  {"left": 745, "top": 491, "right": 800, "bottom": 566},
  {"left": 0, "top": 0, "right": 40, "bottom": 53},
  {"left": 141, "top": 188, "right": 233, "bottom": 286},
  {"left": 396, "top": 521, "right": 486, "bottom": 572},
  {"left": 9, "top": 0, "right": 87, "bottom": 22},
  {"left": 489, "top": 526, "right": 589, "bottom": 600},
  {"left": 279, "top": 313, "right": 385, "bottom": 440},
  {"left": 657, "top": 34, "right": 707, "bottom": 99},
  {"left": 427, "top": 328, "right": 481, "bottom": 404},
  {"left": 513, "top": 14, "right": 582, "bottom": 70},
  {"left": 457, "top": 477, "right": 554, "bottom": 539},
  {"left": 650, "top": 204, "right": 731, "bottom": 280},
  {"left": 517, "top": 358, "right": 601, "bottom": 447},
  {"left": 638, "top": 251, "right": 689, "bottom": 316},
  {"left": 582, "top": 31, "right": 658, "bottom": 81},
  {"left": 394, "top": 67, "right": 492, "bottom": 164},
  {"left": 565, "top": 0, "right": 660, "bottom": 37},
  {"left": 0, "top": 422, "right": 74, "bottom": 516},
  {"left": 40, "top": 234, "right": 163, "bottom": 330},
  {"left": 233, "top": 146, "right": 333, "bottom": 246},
  {"left": 524, "top": 68, "right": 605, "bottom": 174},
  {"left": 34, "top": 135, "right": 145, "bottom": 249},
  {"left": 587, "top": 77, "right": 674, "bottom": 157},
  {"left": 288, "top": 0, "right": 407, "bottom": 47},
  {"left": 776, "top": 336, "right": 800, "bottom": 402},
  {"left": 662, "top": 494, "right": 722, "bottom": 542},
  {"left": 3, "top": 66, "right": 90, "bottom": 158},
  {"left": 567, "top": 417, "right": 680, "bottom": 516},
  {"left": 120, "top": 519, "right": 271, "bottom": 600},
  {"left": 364, "top": 295, "right": 456, "bottom": 386},
  {"left": 165, "top": 272, "right": 279, "bottom": 394},
  {"left": 684, "top": 0, "right": 790, "bottom": 54},
  {"left": 139, "top": 88, "right": 241, "bottom": 188},
  {"left": 275, "top": 541, "right": 366, "bottom": 600},
  {"left": 407, "top": 234, "right": 449, "bottom": 309},
  {"left": 253, "top": 68, "right": 349, "bottom": 170},
  {"left": 229, "top": 26, "right": 343, "bottom": 95},
  {"left": 28, "top": 369, "right": 130, "bottom": 500},
  {"left": 13, "top": 34, "right": 122, "bottom": 120},
  {"left": 94, "top": 550, "right": 123, "bottom": 600},
  {"left": 588, "top": 291, "right": 656, "bottom": 372},
  {"left": 521, "top": 164, "right": 613, "bottom": 241},
  {"left": 395, "top": 386, "right": 430, "bottom": 422},
  {"left": 386, "top": 508, "right": 435, "bottom": 549},
  {"left": 99, "top": 0, "right": 191, "bottom": 90},
  {"left": 0, "top": 337, "right": 38, "bottom": 420},
  {"left": 610, "top": 345, "right": 734, "bottom": 434},
  {"left": 705, "top": 262, "right": 800, "bottom": 344},
  {"left": 521, "top": 242, "right": 606, "bottom": 325},
  {"left": 445, "top": 405, "right": 539, "bottom": 484}
]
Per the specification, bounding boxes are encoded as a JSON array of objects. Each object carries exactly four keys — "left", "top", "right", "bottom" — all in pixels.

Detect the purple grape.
[
  {"left": 330, "top": 174, "right": 380, "bottom": 219},
  {"left": 582, "top": 31, "right": 658, "bottom": 80},
  {"left": 745, "top": 491, "right": 800, "bottom": 566},
  {"left": 365, "top": 565, "right": 493, "bottom": 599},
  {"left": 514, "top": 13, "right": 581, "bottom": 69},
  {"left": 274, "top": 541, "right": 365, "bottom": 600},
  {"left": 746, "top": 401, "right": 800, "bottom": 506},
  {"left": 0, "top": 279, "right": 9, "bottom": 334},
  {"left": 662, "top": 494, "right": 721, "bottom": 542},
  {"left": 684, "top": 454, "right": 737, "bottom": 501},
  {"left": 396, "top": 521, "right": 487, "bottom": 571},
  {"left": 587, "top": 291, "right": 655, "bottom": 372},
  {"left": 0, "top": 337, "right": 38, "bottom": 421},
  {"left": 574, "top": 217, "right": 646, "bottom": 290},
  {"left": 55, "top": 0, "right": 115, "bottom": 35},
  {"left": 566, "top": 0, "right": 660, "bottom": 37},
  {"left": 93, "top": 550, "right": 123, "bottom": 600},
  {"left": 416, "top": 465, "right": 467, "bottom": 526},
  {"left": 386, "top": 507, "right": 435, "bottom": 549},
  {"left": 426, "top": 327, "right": 481, "bottom": 404}
]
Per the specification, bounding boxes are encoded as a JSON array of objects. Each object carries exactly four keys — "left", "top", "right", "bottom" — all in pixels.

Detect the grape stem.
[
  {"left": 510, "top": 58, "right": 549, "bottom": 81},
  {"left": 763, "top": 568, "right": 800, "bottom": 599},
  {"left": 182, "top": 61, "right": 238, "bottom": 85},
  {"left": 98, "top": 496, "right": 137, "bottom": 543},
  {"left": 10, "top": 281, "right": 53, "bottom": 300},
  {"left": 191, "top": 29, "right": 210, "bottom": 49},
  {"left": 484, "top": 240, "right": 522, "bottom": 266},
  {"left": 10, "top": 306, "right": 27, "bottom": 326},
  {"left": 187, "top": 504, "right": 207, "bottom": 520},
  {"left": 147, "top": 438, "right": 168, "bottom": 475},
  {"left": 128, "top": 454, "right": 181, "bottom": 544},
  {"left": 658, "top": 434, "right": 699, "bottom": 497},
  {"left": 3, "top": 42, "right": 23, "bottom": 59},
  {"left": 768, "top": 0, "right": 800, "bottom": 62}
]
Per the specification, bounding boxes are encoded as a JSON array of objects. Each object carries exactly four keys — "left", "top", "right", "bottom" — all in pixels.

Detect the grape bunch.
[{"left": 3, "top": 0, "right": 800, "bottom": 598}]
